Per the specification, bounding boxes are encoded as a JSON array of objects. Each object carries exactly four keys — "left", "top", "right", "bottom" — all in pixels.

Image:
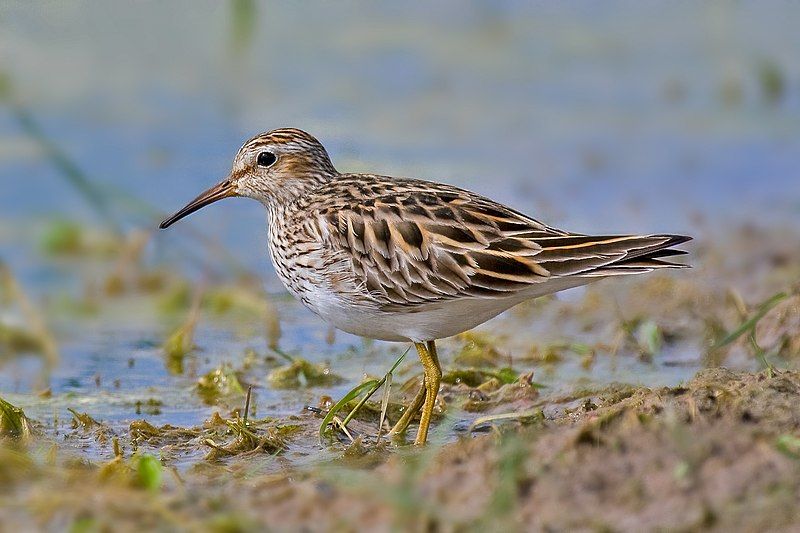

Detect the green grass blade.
[
  {"left": 230, "top": 0, "right": 257, "bottom": 55},
  {"left": 340, "top": 346, "right": 412, "bottom": 428},
  {"left": 340, "top": 381, "right": 382, "bottom": 428},
  {"left": 709, "top": 291, "right": 788, "bottom": 352},
  {"left": 11, "top": 106, "right": 120, "bottom": 231},
  {"left": 319, "top": 379, "right": 380, "bottom": 444},
  {"left": 377, "top": 371, "right": 393, "bottom": 442},
  {"left": 318, "top": 346, "right": 412, "bottom": 444},
  {"left": 388, "top": 346, "right": 412, "bottom": 374}
]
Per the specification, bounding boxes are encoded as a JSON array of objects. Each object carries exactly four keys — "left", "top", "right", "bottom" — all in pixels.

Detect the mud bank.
[{"left": 4, "top": 367, "right": 800, "bottom": 532}]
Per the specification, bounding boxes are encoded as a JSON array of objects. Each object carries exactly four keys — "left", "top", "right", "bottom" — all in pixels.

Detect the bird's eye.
[{"left": 257, "top": 151, "right": 277, "bottom": 167}]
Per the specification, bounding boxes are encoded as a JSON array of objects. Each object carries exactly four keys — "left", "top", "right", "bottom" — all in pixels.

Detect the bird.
[{"left": 159, "top": 127, "right": 691, "bottom": 445}]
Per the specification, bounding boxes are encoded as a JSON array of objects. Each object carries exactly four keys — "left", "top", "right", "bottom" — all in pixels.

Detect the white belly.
[
  {"left": 303, "top": 276, "right": 593, "bottom": 343},
  {"left": 267, "top": 220, "right": 598, "bottom": 342}
]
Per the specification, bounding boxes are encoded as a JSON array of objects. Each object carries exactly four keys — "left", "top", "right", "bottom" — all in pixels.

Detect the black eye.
[{"left": 257, "top": 151, "right": 277, "bottom": 167}]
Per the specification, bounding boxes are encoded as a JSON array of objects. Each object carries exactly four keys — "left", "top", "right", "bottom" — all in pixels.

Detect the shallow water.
[{"left": 1, "top": 2, "right": 799, "bottom": 466}]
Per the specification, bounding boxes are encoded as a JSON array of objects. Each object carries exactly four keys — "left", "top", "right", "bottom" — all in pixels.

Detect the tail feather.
[
  {"left": 637, "top": 248, "right": 689, "bottom": 259},
  {"left": 533, "top": 234, "right": 691, "bottom": 278}
]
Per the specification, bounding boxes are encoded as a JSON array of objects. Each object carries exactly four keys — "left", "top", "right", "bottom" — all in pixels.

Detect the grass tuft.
[
  {"left": 319, "top": 346, "right": 411, "bottom": 443},
  {"left": 0, "top": 397, "right": 34, "bottom": 441}
]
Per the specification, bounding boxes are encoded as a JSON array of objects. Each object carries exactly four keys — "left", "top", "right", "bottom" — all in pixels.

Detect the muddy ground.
[
  {"left": 1, "top": 225, "right": 799, "bottom": 532},
  {"left": 3, "top": 3, "right": 800, "bottom": 530},
  {"left": 4, "top": 368, "right": 800, "bottom": 532}
]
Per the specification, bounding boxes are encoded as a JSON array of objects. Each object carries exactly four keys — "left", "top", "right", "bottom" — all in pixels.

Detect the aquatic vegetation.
[
  {"left": 617, "top": 316, "right": 667, "bottom": 360},
  {"left": 0, "top": 262, "right": 59, "bottom": 371},
  {"left": 135, "top": 454, "right": 163, "bottom": 492},
  {"left": 66, "top": 408, "right": 114, "bottom": 446},
  {"left": 162, "top": 325, "right": 195, "bottom": 374},
  {"left": 196, "top": 364, "right": 246, "bottom": 405},
  {"left": 204, "top": 417, "right": 300, "bottom": 459},
  {"left": 708, "top": 290, "right": 790, "bottom": 372},
  {"left": 38, "top": 220, "right": 85, "bottom": 256},
  {"left": 319, "top": 379, "right": 381, "bottom": 442},
  {"left": 156, "top": 280, "right": 192, "bottom": 315},
  {"left": 133, "top": 399, "right": 163, "bottom": 416},
  {"left": 756, "top": 291, "right": 800, "bottom": 360},
  {"left": 441, "top": 367, "right": 520, "bottom": 387},
  {"left": 4, "top": 336, "right": 800, "bottom": 530},
  {"left": 94, "top": 451, "right": 164, "bottom": 494},
  {"left": 267, "top": 358, "right": 344, "bottom": 389},
  {"left": 453, "top": 331, "right": 508, "bottom": 367},
  {"left": 162, "top": 287, "right": 202, "bottom": 374},
  {"left": 635, "top": 319, "right": 664, "bottom": 358},
  {"left": 460, "top": 371, "right": 542, "bottom": 413},
  {"left": 0, "top": 321, "right": 46, "bottom": 356},
  {"left": 127, "top": 409, "right": 301, "bottom": 461},
  {"left": 320, "top": 347, "right": 409, "bottom": 442},
  {"left": 129, "top": 419, "right": 202, "bottom": 445},
  {"left": 204, "top": 388, "right": 299, "bottom": 458},
  {"left": 203, "top": 283, "right": 282, "bottom": 347},
  {"left": 757, "top": 59, "right": 786, "bottom": 104},
  {"left": 68, "top": 408, "right": 101, "bottom": 430},
  {"left": 710, "top": 291, "right": 788, "bottom": 351},
  {"left": 0, "top": 397, "right": 34, "bottom": 441},
  {"left": 101, "top": 230, "right": 153, "bottom": 295}
]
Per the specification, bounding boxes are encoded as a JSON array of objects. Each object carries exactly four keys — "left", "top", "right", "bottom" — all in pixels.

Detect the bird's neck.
[{"left": 263, "top": 172, "right": 331, "bottom": 221}]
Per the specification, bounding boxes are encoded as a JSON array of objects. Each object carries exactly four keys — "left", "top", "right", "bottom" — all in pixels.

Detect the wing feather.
[{"left": 319, "top": 175, "right": 690, "bottom": 311}]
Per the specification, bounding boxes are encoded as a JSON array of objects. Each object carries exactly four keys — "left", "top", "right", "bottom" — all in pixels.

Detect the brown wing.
[{"left": 321, "top": 176, "right": 690, "bottom": 310}]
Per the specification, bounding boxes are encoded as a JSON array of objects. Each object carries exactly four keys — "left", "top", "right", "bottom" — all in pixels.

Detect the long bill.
[{"left": 159, "top": 179, "right": 237, "bottom": 229}]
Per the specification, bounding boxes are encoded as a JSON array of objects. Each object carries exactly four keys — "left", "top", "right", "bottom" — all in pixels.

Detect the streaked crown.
[{"left": 232, "top": 128, "right": 338, "bottom": 204}]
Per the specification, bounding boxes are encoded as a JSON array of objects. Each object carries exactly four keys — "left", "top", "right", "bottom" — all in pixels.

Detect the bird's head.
[{"left": 159, "top": 128, "right": 337, "bottom": 229}]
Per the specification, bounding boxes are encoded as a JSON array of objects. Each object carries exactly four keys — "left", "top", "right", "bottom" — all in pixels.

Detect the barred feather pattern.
[{"left": 267, "top": 173, "right": 690, "bottom": 314}]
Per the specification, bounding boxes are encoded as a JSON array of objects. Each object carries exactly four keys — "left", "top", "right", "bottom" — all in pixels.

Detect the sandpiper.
[{"left": 160, "top": 128, "right": 690, "bottom": 445}]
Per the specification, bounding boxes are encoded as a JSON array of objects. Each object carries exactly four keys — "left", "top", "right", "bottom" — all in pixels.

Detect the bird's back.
[{"left": 295, "top": 174, "right": 689, "bottom": 312}]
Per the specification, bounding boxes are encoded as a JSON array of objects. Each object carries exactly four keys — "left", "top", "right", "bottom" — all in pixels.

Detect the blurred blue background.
[{"left": 2, "top": 1, "right": 798, "bottom": 280}]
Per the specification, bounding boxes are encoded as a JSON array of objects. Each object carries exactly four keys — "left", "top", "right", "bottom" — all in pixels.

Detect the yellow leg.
[
  {"left": 388, "top": 377, "right": 426, "bottom": 436},
  {"left": 414, "top": 340, "right": 442, "bottom": 446}
]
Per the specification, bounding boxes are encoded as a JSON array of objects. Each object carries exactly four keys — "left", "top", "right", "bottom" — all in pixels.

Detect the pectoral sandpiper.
[{"left": 160, "top": 128, "right": 690, "bottom": 445}]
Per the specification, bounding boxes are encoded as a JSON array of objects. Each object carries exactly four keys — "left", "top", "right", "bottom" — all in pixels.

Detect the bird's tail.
[{"left": 530, "top": 234, "right": 692, "bottom": 278}]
